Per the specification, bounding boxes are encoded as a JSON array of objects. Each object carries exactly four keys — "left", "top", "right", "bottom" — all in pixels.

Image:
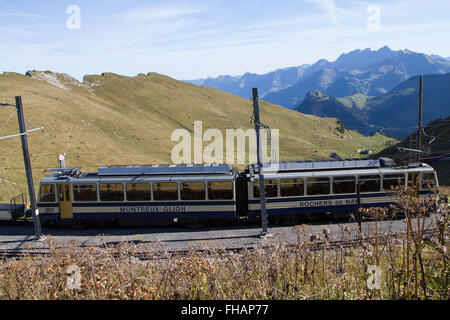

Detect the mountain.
[
  {"left": 296, "top": 73, "right": 450, "bottom": 138},
  {"left": 187, "top": 59, "right": 333, "bottom": 100},
  {"left": 186, "top": 61, "right": 329, "bottom": 100},
  {"left": 187, "top": 64, "right": 311, "bottom": 100},
  {"left": 430, "top": 54, "right": 449, "bottom": 63},
  {"left": 364, "top": 73, "right": 450, "bottom": 137},
  {"left": 333, "top": 46, "right": 395, "bottom": 70},
  {"left": 267, "top": 48, "right": 450, "bottom": 108},
  {"left": 296, "top": 90, "right": 370, "bottom": 130},
  {"left": 264, "top": 67, "right": 364, "bottom": 108},
  {"left": 0, "top": 70, "right": 396, "bottom": 202},
  {"left": 376, "top": 116, "right": 450, "bottom": 185},
  {"left": 186, "top": 46, "right": 450, "bottom": 109}
]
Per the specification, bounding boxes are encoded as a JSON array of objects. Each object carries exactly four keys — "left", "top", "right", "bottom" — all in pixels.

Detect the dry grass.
[
  {"left": 440, "top": 186, "right": 450, "bottom": 197},
  {"left": 0, "top": 191, "right": 448, "bottom": 300}
]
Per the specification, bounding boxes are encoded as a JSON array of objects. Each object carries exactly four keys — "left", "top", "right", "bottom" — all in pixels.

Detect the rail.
[{"left": 0, "top": 227, "right": 439, "bottom": 261}]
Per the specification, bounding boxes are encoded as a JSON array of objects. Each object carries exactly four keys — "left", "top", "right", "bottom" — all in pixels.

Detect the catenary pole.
[
  {"left": 417, "top": 76, "right": 423, "bottom": 163},
  {"left": 252, "top": 88, "right": 269, "bottom": 237},
  {"left": 15, "top": 96, "right": 42, "bottom": 239}
]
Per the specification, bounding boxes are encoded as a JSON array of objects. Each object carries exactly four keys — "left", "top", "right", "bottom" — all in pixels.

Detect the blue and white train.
[
  {"left": 38, "top": 164, "right": 238, "bottom": 226},
  {"left": 244, "top": 158, "right": 438, "bottom": 221},
  {"left": 36, "top": 158, "right": 439, "bottom": 226}
]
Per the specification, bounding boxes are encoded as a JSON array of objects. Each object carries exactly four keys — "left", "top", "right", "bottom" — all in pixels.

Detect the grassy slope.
[
  {"left": 0, "top": 71, "right": 396, "bottom": 202},
  {"left": 337, "top": 93, "right": 371, "bottom": 110}
]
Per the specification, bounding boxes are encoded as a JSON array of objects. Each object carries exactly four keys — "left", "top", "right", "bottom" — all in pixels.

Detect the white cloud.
[
  {"left": 0, "top": 1, "right": 49, "bottom": 23},
  {"left": 0, "top": 13, "right": 49, "bottom": 18}
]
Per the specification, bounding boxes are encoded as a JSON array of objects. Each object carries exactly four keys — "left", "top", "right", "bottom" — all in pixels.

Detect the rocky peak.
[{"left": 26, "top": 70, "right": 95, "bottom": 94}]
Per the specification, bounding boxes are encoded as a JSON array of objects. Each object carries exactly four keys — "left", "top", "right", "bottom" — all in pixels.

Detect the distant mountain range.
[
  {"left": 185, "top": 46, "right": 450, "bottom": 109},
  {"left": 296, "top": 73, "right": 450, "bottom": 139},
  {"left": 186, "top": 63, "right": 313, "bottom": 102}
]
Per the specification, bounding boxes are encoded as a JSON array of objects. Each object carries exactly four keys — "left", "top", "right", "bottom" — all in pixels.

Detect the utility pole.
[
  {"left": 252, "top": 88, "right": 270, "bottom": 237},
  {"left": 15, "top": 96, "right": 42, "bottom": 239},
  {"left": 417, "top": 76, "right": 423, "bottom": 163}
]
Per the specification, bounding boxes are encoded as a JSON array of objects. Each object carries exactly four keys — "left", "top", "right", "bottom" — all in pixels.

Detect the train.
[{"left": 33, "top": 157, "right": 439, "bottom": 227}]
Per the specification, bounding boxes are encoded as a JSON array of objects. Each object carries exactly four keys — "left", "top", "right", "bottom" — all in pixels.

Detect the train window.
[
  {"left": 333, "top": 176, "right": 355, "bottom": 194},
  {"left": 181, "top": 182, "right": 206, "bottom": 200},
  {"left": 306, "top": 177, "right": 330, "bottom": 195},
  {"left": 73, "top": 184, "right": 97, "bottom": 202},
  {"left": 100, "top": 184, "right": 124, "bottom": 201},
  {"left": 65, "top": 185, "right": 70, "bottom": 202},
  {"left": 383, "top": 174, "right": 405, "bottom": 191},
  {"left": 208, "top": 181, "right": 234, "bottom": 200},
  {"left": 421, "top": 173, "right": 436, "bottom": 189},
  {"left": 126, "top": 183, "right": 151, "bottom": 201},
  {"left": 280, "top": 178, "right": 304, "bottom": 197},
  {"left": 39, "top": 184, "right": 56, "bottom": 202},
  {"left": 253, "top": 179, "right": 278, "bottom": 198},
  {"left": 153, "top": 182, "right": 178, "bottom": 201},
  {"left": 57, "top": 185, "right": 64, "bottom": 201},
  {"left": 359, "top": 175, "right": 381, "bottom": 192}
]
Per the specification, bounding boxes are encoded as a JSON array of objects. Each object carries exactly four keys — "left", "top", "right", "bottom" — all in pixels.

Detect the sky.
[{"left": 0, "top": 0, "right": 450, "bottom": 81}]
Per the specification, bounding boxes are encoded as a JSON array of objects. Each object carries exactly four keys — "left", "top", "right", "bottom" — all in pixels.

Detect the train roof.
[
  {"left": 259, "top": 158, "right": 385, "bottom": 172},
  {"left": 40, "top": 164, "right": 237, "bottom": 184},
  {"left": 254, "top": 158, "right": 434, "bottom": 173},
  {"left": 259, "top": 166, "right": 435, "bottom": 180},
  {"left": 98, "top": 164, "right": 232, "bottom": 176}
]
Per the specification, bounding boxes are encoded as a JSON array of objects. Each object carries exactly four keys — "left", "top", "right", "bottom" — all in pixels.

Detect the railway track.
[{"left": 0, "top": 227, "right": 440, "bottom": 261}]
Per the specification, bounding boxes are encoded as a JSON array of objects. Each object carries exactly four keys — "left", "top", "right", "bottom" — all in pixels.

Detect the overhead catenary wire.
[
  {"left": 428, "top": 125, "right": 450, "bottom": 144},
  {"left": 0, "top": 111, "right": 15, "bottom": 133},
  {"left": 343, "top": 122, "right": 450, "bottom": 131},
  {"left": 0, "top": 103, "right": 15, "bottom": 108},
  {"left": 420, "top": 153, "right": 450, "bottom": 161},
  {"left": 422, "top": 127, "right": 436, "bottom": 145},
  {"left": 0, "top": 101, "right": 43, "bottom": 140}
]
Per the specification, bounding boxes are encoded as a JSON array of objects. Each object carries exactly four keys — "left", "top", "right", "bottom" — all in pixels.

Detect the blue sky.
[{"left": 1, "top": 0, "right": 449, "bottom": 81}]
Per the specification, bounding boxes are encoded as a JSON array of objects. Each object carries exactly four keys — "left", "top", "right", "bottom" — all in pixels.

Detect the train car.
[
  {"left": 37, "top": 164, "right": 239, "bottom": 226},
  {"left": 35, "top": 158, "right": 439, "bottom": 227},
  {"left": 244, "top": 158, "right": 439, "bottom": 221}
]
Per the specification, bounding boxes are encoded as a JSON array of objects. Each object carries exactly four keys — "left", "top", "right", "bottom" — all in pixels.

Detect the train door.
[
  {"left": 407, "top": 172, "right": 419, "bottom": 197},
  {"left": 57, "top": 183, "right": 73, "bottom": 219}
]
